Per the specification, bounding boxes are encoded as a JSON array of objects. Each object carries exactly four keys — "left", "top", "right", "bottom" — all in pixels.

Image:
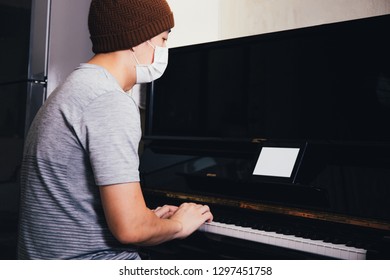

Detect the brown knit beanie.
[{"left": 88, "top": 0, "right": 174, "bottom": 53}]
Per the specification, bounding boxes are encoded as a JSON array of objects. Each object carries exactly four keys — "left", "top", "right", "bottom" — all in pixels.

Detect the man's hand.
[
  {"left": 153, "top": 205, "right": 179, "bottom": 219},
  {"left": 169, "top": 202, "right": 213, "bottom": 239}
]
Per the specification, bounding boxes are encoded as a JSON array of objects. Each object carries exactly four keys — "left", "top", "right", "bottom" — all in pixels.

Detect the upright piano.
[{"left": 139, "top": 15, "right": 390, "bottom": 260}]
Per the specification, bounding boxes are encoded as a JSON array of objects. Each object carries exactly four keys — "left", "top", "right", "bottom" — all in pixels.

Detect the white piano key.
[
  {"left": 198, "top": 221, "right": 366, "bottom": 259},
  {"left": 340, "top": 249, "right": 351, "bottom": 260}
]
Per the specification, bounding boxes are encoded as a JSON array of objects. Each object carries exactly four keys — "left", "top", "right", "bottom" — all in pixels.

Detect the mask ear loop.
[
  {"left": 131, "top": 49, "right": 141, "bottom": 65},
  {"left": 131, "top": 41, "right": 156, "bottom": 65},
  {"left": 147, "top": 40, "right": 156, "bottom": 49}
]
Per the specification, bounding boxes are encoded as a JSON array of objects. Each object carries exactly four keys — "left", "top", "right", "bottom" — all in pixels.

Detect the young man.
[{"left": 17, "top": 0, "right": 213, "bottom": 260}]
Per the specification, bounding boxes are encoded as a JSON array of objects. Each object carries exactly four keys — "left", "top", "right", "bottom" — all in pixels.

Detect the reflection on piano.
[{"left": 139, "top": 15, "right": 390, "bottom": 260}]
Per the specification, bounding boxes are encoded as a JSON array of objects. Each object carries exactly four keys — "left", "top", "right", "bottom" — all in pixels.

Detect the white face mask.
[{"left": 132, "top": 41, "right": 169, "bottom": 84}]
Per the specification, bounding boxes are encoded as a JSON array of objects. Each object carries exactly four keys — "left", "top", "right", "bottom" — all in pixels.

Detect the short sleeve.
[{"left": 79, "top": 91, "right": 141, "bottom": 186}]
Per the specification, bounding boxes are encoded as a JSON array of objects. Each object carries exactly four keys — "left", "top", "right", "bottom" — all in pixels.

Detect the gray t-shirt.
[{"left": 18, "top": 64, "right": 142, "bottom": 259}]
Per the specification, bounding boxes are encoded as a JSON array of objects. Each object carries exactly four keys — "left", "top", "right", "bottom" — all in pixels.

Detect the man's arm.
[{"left": 99, "top": 182, "right": 213, "bottom": 246}]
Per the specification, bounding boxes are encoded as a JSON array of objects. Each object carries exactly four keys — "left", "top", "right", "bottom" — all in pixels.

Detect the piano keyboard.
[{"left": 198, "top": 221, "right": 367, "bottom": 260}]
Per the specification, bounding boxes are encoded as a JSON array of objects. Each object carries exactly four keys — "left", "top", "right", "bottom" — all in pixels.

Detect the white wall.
[
  {"left": 166, "top": 0, "right": 220, "bottom": 47},
  {"left": 167, "top": 0, "right": 390, "bottom": 48}
]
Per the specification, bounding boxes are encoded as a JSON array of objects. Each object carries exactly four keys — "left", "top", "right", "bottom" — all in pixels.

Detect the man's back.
[{"left": 17, "top": 64, "right": 141, "bottom": 259}]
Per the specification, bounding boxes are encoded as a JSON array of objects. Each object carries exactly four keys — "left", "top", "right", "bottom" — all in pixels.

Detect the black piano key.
[{"left": 307, "top": 232, "right": 325, "bottom": 240}]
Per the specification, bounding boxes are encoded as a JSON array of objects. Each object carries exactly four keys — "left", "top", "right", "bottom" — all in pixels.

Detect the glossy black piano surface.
[
  {"left": 139, "top": 15, "right": 390, "bottom": 260},
  {"left": 139, "top": 141, "right": 390, "bottom": 259}
]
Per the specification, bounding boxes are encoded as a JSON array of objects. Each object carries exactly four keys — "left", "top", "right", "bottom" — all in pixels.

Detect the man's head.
[{"left": 88, "top": 0, "right": 174, "bottom": 54}]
